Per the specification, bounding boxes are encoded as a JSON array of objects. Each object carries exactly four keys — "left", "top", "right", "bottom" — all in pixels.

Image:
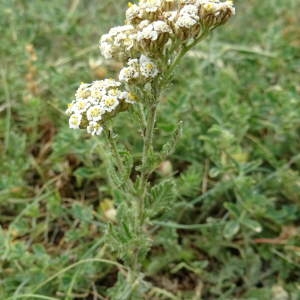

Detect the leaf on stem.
[{"left": 145, "top": 179, "right": 177, "bottom": 219}]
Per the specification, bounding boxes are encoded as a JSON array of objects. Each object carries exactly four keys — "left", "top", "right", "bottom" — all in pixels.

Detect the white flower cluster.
[
  {"left": 99, "top": 0, "right": 235, "bottom": 62},
  {"left": 68, "top": 0, "right": 235, "bottom": 137},
  {"left": 99, "top": 25, "right": 137, "bottom": 61},
  {"left": 119, "top": 55, "right": 159, "bottom": 83},
  {"left": 67, "top": 80, "right": 136, "bottom": 136}
]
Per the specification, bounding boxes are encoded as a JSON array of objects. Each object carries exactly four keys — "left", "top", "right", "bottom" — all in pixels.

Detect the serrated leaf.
[
  {"left": 150, "top": 180, "right": 175, "bottom": 203},
  {"left": 161, "top": 121, "right": 183, "bottom": 158},
  {"left": 136, "top": 150, "right": 160, "bottom": 174},
  {"left": 177, "top": 165, "right": 203, "bottom": 197},
  {"left": 120, "top": 150, "right": 134, "bottom": 179},
  {"left": 146, "top": 180, "right": 177, "bottom": 218},
  {"left": 107, "top": 164, "right": 124, "bottom": 188}
]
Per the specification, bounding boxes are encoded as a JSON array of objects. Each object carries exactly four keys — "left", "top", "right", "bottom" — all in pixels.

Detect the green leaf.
[
  {"left": 71, "top": 203, "right": 94, "bottom": 223},
  {"left": 223, "top": 220, "right": 240, "bottom": 239},
  {"left": 224, "top": 202, "right": 240, "bottom": 218},
  {"left": 146, "top": 180, "right": 177, "bottom": 219},
  {"left": 161, "top": 121, "right": 183, "bottom": 158},
  {"left": 177, "top": 164, "right": 203, "bottom": 198},
  {"left": 241, "top": 218, "right": 262, "bottom": 233}
]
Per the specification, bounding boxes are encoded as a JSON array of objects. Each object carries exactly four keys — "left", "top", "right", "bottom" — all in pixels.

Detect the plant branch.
[
  {"left": 105, "top": 129, "right": 126, "bottom": 175},
  {"left": 104, "top": 128, "right": 136, "bottom": 196},
  {"left": 165, "top": 30, "right": 209, "bottom": 81}
]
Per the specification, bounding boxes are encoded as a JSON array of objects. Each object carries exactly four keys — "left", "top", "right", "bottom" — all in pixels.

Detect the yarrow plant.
[{"left": 66, "top": 0, "right": 235, "bottom": 297}]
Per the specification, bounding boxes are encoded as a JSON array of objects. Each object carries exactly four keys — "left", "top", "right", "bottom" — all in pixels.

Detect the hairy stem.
[
  {"left": 105, "top": 129, "right": 136, "bottom": 196},
  {"left": 141, "top": 103, "right": 158, "bottom": 180},
  {"left": 106, "top": 129, "right": 126, "bottom": 175},
  {"left": 131, "top": 90, "right": 160, "bottom": 281},
  {"left": 139, "top": 96, "right": 159, "bottom": 218}
]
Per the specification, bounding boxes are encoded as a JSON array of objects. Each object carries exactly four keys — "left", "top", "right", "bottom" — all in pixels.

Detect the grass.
[{"left": 0, "top": 0, "right": 300, "bottom": 299}]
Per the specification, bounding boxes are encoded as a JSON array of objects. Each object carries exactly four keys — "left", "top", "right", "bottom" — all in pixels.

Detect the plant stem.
[
  {"left": 105, "top": 129, "right": 136, "bottom": 196},
  {"left": 132, "top": 91, "right": 159, "bottom": 280},
  {"left": 139, "top": 99, "right": 159, "bottom": 220},
  {"left": 141, "top": 103, "right": 158, "bottom": 179},
  {"left": 106, "top": 129, "right": 126, "bottom": 176},
  {"left": 165, "top": 30, "right": 209, "bottom": 81}
]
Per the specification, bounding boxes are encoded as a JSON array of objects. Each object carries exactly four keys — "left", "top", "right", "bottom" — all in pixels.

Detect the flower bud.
[
  {"left": 200, "top": 1, "right": 235, "bottom": 30},
  {"left": 137, "top": 21, "right": 172, "bottom": 54}
]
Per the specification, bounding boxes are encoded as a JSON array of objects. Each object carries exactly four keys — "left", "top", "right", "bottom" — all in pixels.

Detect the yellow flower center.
[
  {"left": 204, "top": 3, "right": 215, "bottom": 13},
  {"left": 105, "top": 98, "right": 117, "bottom": 106},
  {"left": 79, "top": 90, "right": 91, "bottom": 99},
  {"left": 92, "top": 89, "right": 103, "bottom": 99},
  {"left": 77, "top": 101, "right": 86, "bottom": 109},
  {"left": 146, "top": 63, "right": 154, "bottom": 71},
  {"left": 109, "top": 89, "right": 119, "bottom": 96},
  {"left": 90, "top": 107, "right": 103, "bottom": 117},
  {"left": 70, "top": 116, "right": 80, "bottom": 125}
]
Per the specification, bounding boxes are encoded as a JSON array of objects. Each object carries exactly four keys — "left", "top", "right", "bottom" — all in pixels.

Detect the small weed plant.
[{"left": 66, "top": 0, "right": 235, "bottom": 297}]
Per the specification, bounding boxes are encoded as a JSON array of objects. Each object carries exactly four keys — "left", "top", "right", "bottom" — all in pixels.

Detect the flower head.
[
  {"left": 199, "top": 0, "right": 235, "bottom": 28},
  {"left": 74, "top": 99, "right": 91, "bottom": 114},
  {"left": 103, "top": 95, "right": 120, "bottom": 112},
  {"left": 75, "top": 83, "right": 91, "bottom": 99},
  {"left": 69, "top": 114, "right": 82, "bottom": 129},
  {"left": 99, "top": 25, "right": 137, "bottom": 61},
  {"left": 119, "top": 56, "right": 159, "bottom": 83},
  {"left": 119, "top": 58, "right": 140, "bottom": 82},
  {"left": 87, "top": 105, "right": 105, "bottom": 122},
  {"left": 126, "top": 3, "right": 142, "bottom": 24},
  {"left": 87, "top": 121, "right": 104, "bottom": 136},
  {"left": 120, "top": 91, "right": 138, "bottom": 104},
  {"left": 140, "top": 55, "right": 159, "bottom": 78}
]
